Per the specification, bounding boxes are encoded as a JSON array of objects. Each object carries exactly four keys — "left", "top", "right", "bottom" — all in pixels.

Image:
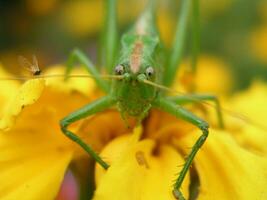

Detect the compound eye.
[
  {"left": 146, "top": 66, "right": 154, "bottom": 77},
  {"left": 114, "top": 65, "right": 124, "bottom": 75}
]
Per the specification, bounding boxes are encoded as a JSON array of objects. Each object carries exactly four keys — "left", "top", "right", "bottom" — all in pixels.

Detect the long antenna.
[
  {"left": 142, "top": 79, "right": 267, "bottom": 132},
  {"left": 0, "top": 74, "right": 124, "bottom": 81},
  {"left": 12, "top": 55, "right": 124, "bottom": 81},
  {"left": 143, "top": 79, "right": 174, "bottom": 92}
]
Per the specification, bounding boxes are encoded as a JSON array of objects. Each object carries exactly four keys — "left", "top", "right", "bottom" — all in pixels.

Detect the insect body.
[
  {"left": 59, "top": 1, "right": 219, "bottom": 199},
  {"left": 113, "top": 11, "right": 159, "bottom": 118}
]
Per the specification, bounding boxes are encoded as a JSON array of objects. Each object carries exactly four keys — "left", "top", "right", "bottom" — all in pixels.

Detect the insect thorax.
[{"left": 112, "top": 33, "right": 159, "bottom": 116}]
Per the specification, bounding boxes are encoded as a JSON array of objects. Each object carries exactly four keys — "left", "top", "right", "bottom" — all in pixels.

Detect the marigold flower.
[
  {"left": 0, "top": 64, "right": 267, "bottom": 200},
  {"left": 93, "top": 84, "right": 267, "bottom": 199}
]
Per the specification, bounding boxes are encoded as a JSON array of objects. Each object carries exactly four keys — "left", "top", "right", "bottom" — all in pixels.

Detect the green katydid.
[
  {"left": 3, "top": 0, "right": 254, "bottom": 199},
  {"left": 1, "top": 0, "right": 265, "bottom": 199},
  {"left": 60, "top": 0, "right": 222, "bottom": 199}
]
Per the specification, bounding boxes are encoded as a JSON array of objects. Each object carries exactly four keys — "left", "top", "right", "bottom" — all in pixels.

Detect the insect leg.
[
  {"left": 103, "top": 0, "right": 118, "bottom": 74},
  {"left": 152, "top": 97, "right": 209, "bottom": 200},
  {"left": 66, "top": 48, "right": 109, "bottom": 93},
  {"left": 167, "top": 94, "right": 224, "bottom": 128},
  {"left": 60, "top": 96, "right": 115, "bottom": 169},
  {"left": 163, "top": 0, "right": 192, "bottom": 87}
]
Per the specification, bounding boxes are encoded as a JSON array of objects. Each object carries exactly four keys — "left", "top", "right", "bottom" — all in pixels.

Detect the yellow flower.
[
  {"left": 225, "top": 81, "right": 267, "bottom": 155},
  {"left": 0, "top": 70, "right": 71, "bottom": 199},
  {"left": 0, "top": 66, "right": 20, "bottom": 115},
  {"left": 93, "top": 88, "right": 267, "bottom": 200},
  {"left": 0, "top": 65, "right": 119, "bottom": 199},
  {"left": 174, "top": 55, "right": 233, "bottom": 95},
  {"left": 0, "top": 64, "right": 267, "bottom": 200}
]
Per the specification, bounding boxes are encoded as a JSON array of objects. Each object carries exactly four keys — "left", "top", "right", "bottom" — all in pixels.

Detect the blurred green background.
[{"left": 0, "top": 0, "right": 266, "bottom": 91}]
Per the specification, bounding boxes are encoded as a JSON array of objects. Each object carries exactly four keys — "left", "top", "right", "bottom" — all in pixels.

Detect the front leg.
[
  {"left": 167, "top": 94, "right": 224, "bottom": 128},
  {"left": 66, "top": 48, "right": 109, "bottom": 93},
  {"left": 152, "top": 97, "right": 209, "bottom": 200},
  {"left": 60, "top": 96, "right": 115, "bottom": 169}
]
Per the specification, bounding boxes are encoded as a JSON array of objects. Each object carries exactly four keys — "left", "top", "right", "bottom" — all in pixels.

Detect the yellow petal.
[
  {"left": 0, "top": 151, "right": 72, "bottom": 200},
  {"left": 94, "top": 128, "right": 190, "bottom": 200},
  {"left": 0, "top": 79, "right": 45, "bottom": 131},
  {"left": 0, "top": 76, "right": 86, "bottom": 199},
  {"left": 225, "top": 81, "right": 267, "bottom": 154},
  {"left": 76, "top": 110, "right": 134, "bottom": 154},
  {"left": 175, "top": 129, "right": 267, "bottom": 200},
  {"left": 230, "top": 81, "right": 267, "bottom": 121},
  {"left": 237, "top": 125, "right": 267, "bottom": 156},
  {"left": 173, "top": 55, "right": 233, "bottom": 95},
  {"left": 44, "top": 65, "right": 97, "bottom": 98},
  {"left": 0, "top": 64, "right": 20, "bottom": 115}
]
